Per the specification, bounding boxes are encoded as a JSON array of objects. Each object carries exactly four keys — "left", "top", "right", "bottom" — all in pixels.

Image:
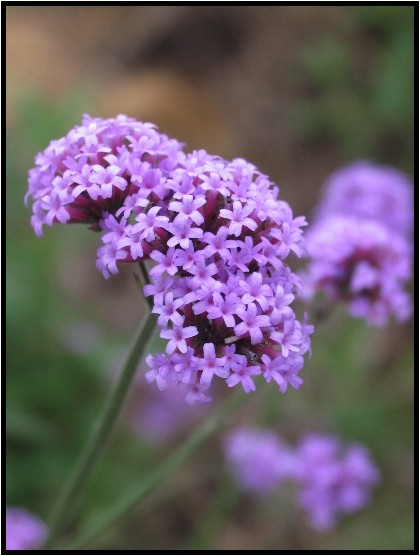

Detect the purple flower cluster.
[
  {"left": 304, "top": 161, "right": 413, "bottom": 326},
  {"left": 6, "top": 507, "right": 47, "bottom": 550},
  {"left": 143, "top": 153, "right": 313, "bottom": 403},
  {"left": 316, "top": 161, "right": 414, "bottom": 240},
  {"left": 143, "top": 151, "right": 312, "bottom": 403},
  {"left": 223, "top": 428, "right": 380, "bottom": 531},
  {"left": 223, "top": 427, "right": 296, "bottom": 493},
  {"left": 26, "top": 114, "right": 185, "bottom": 239},
  {"left": 27, "top": 115, "right": 313, "bottom": 404},
  {"left": 305, "top": 215, "right": 412, "bottom": 325},
  {"left": 294, "top": 433, "right": 380, "bottom": 531}
]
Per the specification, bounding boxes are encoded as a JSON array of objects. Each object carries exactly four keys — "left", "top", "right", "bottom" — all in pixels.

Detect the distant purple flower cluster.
[
  {"left": 305, "top": 215, "right": 412, "bottom": 325},
  {"left": 305, "top": 161, "right": 413, "bottom": 325},
  {"left": 27, "top": 115, "right": 313, "bottom": 404},
  {"left": 316, "top": 161, "right": 414, "bottom": 240},
  {"left": 223, "top": 428, "right": 380, "bottom": 531},
  {"left": 6, "top": 507, "right": 47, "bottom": 550},
  {"left": 223, "top": 427, "right": 296, "bottom": 493},
  {"left": 294, "top": 433, "right": 380, "bottom": 531}
]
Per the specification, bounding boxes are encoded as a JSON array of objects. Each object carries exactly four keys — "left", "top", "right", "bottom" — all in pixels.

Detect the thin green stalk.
[
  {"left": 139, "top": 260, "right": 151, "bottom": 288},
  {"left": 64, "top": 390, "right": 247, "bottom": 550},
  {"left": 137, "top": 261, "right": 153, "bottom": 311},
  {"left": 44, "top": 312, "right": 157, "bottom": 549}
]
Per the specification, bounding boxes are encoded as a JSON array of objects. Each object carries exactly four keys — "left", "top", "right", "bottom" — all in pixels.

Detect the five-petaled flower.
[
  {"left": 220, "top": 200, "right": 258, "bottom": 237},
  {"left": 160, "top": 320, "right": 199, "bottom": 354},
  {"left": 234, "top": 303, "right": 271, "bottom": 345}
]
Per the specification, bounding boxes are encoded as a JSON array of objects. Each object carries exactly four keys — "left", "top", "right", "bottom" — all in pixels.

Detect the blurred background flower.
[
  {"left": 222, "top": 428, "right": 380, "bottom": 532},
  {"left": 6, "top": 5, "right": 414, "bottom": 550},
  {"left": 6, "top": 507, "right": 47, "bottom": 550},
  {"left": 314, "top": 161, "right": 414, "bottom": 240},
  {"left": 303, "top": 160, "right": 413, "bottom": 326},
  {"left": 126, "top": 372, "right": 209, "bottom": 444},
  {"left": 293, "top": 432, "right": 380, "bottom": 531},
  {"left": 223, "top": 427, "right": 297, "bottom": 494}
]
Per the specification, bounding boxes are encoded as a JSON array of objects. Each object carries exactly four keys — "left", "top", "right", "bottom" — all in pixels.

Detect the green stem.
[
  {"left": 64, "top": 389, "right": 246, "bottom": 550},
  {"left": 43, "top": 312, "right": 157, "bottom": 549},
  {"left": 138, "top": 261, "right": 153, "bottom": 311}
]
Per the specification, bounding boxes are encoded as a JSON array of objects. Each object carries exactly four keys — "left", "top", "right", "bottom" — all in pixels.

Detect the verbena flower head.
[
  {"left": 223, "top": 427, "right": 296, "bottom": 493},
  {"left": 27, "top": 115, "right": 313, "bottom": 404},
  {"left": 305, "top": 215, "right": 412, "bottom": 326},
  {"left": 26, "top": 114, "right": 185, "bottom": 237},
  {"left": 316, "top": 161, "right": 414, "bottom": 241},
  {"left": 294, "top": 433, "right": 380, "bottom": 531},
  {"left": 6, "top": 507, "right": 47, "bottom": 550},
  {"left": 139, "top": 153, "right": 313, "bottom": 404}
]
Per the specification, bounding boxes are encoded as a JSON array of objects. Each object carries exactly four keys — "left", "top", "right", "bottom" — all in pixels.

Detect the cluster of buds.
[{"left": 26, "top": 115, "right": 313, "bottom": 404}]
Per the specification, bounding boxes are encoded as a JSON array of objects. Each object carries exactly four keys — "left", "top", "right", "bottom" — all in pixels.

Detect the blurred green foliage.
[
  {"left": 7, "top": 93, "right": 98, "bottom": 506},
  {"left": 295, "top": 5, "right": 414, "bottom": 169},
  {"left": 6, "top": 5, "right": 414, "bottom": 550}
]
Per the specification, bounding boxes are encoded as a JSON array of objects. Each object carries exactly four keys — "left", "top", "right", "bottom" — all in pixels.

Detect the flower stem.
[
  {"left": 43, "top": 311, "right": 157, "bottom": 549},
  {"left": 63, "top": 389, "right": 247, "bottom": 550},
  {"left": 138, "top": 261, "right": 154, "bottom": 311}
]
